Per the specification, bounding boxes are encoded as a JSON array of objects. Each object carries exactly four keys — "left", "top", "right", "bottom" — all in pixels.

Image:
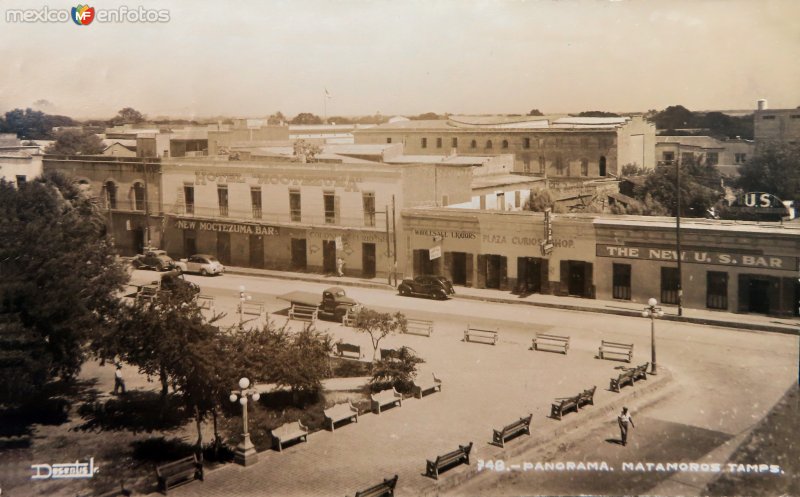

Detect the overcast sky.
[{"left": 1, "top": 0, "right": 798, "bottom": 120}]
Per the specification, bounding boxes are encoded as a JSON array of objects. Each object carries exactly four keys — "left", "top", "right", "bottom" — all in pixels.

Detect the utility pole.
[
  {"left": 385, "top": 208, "right": 391, "bottom": 285},
  {"left": 676, "top": 161, "right": 683, "bottom": 316},
  {"left": 392, "top": 195, "right": 398, "bottom": 286}
]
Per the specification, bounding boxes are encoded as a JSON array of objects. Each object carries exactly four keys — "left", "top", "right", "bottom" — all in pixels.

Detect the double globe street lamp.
[
  {"left": 641, "top": 298, "right": 664, "bottom": 375},
  {"left": 229, "top": 377, "right": 260, "bottom": 466}
]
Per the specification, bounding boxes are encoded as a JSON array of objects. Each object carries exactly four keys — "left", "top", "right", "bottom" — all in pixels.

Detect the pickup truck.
[{"left": 279, "top": 286, "right": 361, "bottom": 322}]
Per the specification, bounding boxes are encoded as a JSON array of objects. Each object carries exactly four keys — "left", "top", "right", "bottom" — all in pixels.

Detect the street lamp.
[
  {"left": 238, "top": 285, "right": 252, "bottom": 328},
  {"left": 641, "top": 298, "right": 664, "bottom": 375},
  {"left": 229, "top": 377, "right": 260, "bottom": 466}
]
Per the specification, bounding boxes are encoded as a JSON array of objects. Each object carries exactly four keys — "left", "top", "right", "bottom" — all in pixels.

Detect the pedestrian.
[
  {"left": 618, "top": 406, "right": 634, "bottom": 446},
  {"left": 336, "top": 257, "right": 345, "bottom": 277},
  {"left": 113, "top": 364, "right": 126, "bottom": 395}
]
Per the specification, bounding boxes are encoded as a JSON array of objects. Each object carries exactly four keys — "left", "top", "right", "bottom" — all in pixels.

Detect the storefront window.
[
  {"left": 612, "top": 263, "right": 631, "bottom": 300},
  {"left": 706, "top": 271, "right": 728, "bottom": 310},
  {"left": 661, "top": 267, "right": 679, "bottom": 305}
]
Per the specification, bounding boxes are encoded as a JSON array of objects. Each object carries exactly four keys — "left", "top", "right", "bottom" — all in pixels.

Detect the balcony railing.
[{"left": 170, "top": 205, "right": 387, "bottom": 230}]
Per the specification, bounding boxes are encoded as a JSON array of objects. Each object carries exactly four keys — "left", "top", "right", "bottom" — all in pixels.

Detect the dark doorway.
[
  {"left": 485, "top": 255, "right": 506, "bottom": 290},
  {"left": 599, "top": 156, "right": 607, "bottom": 176},
  {"left": 568, "top": 261, "right": 586, "bottom": 296},
  {"left": 451, "top": 252, "right": 468, "bottom": 285},
  {"left": 183, "top": 230, "right": 197, "bottom": 258},
  {"left": 323, "top": 240, "right": 337, "bottom": 274},
  {"left": 249, "top": 235, "right": 264, "bottom": 268},
  {"left": 132, "top": 228, "right": 145, "bottom": 255},
  {"left": 291, "top": 238, "right": 307, "bottom": 271},
  {"left": 747, "top": 278, "right": 771, "bottom": 314},
  {"left": 362, "top": 243, "right": 376, "bottom": 278},
  {"left": 517, "top": 257, "right": 543, "bottom": 294},
  {"left": 413, "top": 249, "right": 440, "bottom": 276},
  {"left": 661, "top": 267, "right": 680, "bottom": 305},
  {"left": 216, "top": 232, "right": 231, "bottom": 265},
  {"left": 795, "top": 280, "right": 800, "bottom": 317}
]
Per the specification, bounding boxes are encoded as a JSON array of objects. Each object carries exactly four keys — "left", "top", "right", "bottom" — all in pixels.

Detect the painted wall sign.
[
  {"left": 412, "top": 229, "right": 478, "bottom": 240},
  {"left": 597, "top": 244, "right": 797, "bottom": 271},
  {"left": 193, "top": 170, "right": 363, "bottom": 192},
  {"left": 483, "top": 234, "right": 575, "bottom": 248},
  {"left": 175, "top": 219, "right": 279, "bottom": 236}
]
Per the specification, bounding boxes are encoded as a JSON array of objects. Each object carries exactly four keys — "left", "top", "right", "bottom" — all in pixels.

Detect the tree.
[
  {"left": 524, "top": 189, "right": 565, "bottom": 213},
  {"left": 0, "top": 172, "right": 128, "bottom": 404},
  {"left": 109, "top": 107, "right": 145, "bottom": 126},
  {"left": 409, "top": 112, "right": 443, "bottom": 121},
  {"left": 528, "top": 109, "right": 544, "bottom": 116},
  {"left": 576, "top": 111, "right": 621, "bottom": 117},
  {"left": 634, "top": 156, "right": 723, "bottom": 217},
  {"left": 652, "top": 105, "right": 695, "bottom": 130},
  {"left": 0, "top": 108, "right": 76, "bottom": 139},
  {"left": 267, "top": 111, "right": 286, "bottom": 125},
  {"left": 736, "top": 142, "right": 800, "bottom": 201},
  {"left": 45, "top": 129, "right": 104, "bottom": 155},
  {"left": 289, "top": 113, "right": 323, "bottom": 125},
  {"left": 353, "top": 309, "right": 407, "bottom": 361},
  {"left": 370, "top": 346, "right": 424, "bottom": 394},
  {"left": 293, "top": 139, "right": 321, "bottom": 163}
]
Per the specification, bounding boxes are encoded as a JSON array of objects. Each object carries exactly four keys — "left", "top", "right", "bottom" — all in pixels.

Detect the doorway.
[
  {"left": 485, "top": 255, "right": 506, "bottom": 290},
  {"left": 183, "top": 230, "right": 197, "bottom": 259},
  {"left": 568, "top": 260, "right": 586, "bottom": 296},
  {"left": 747, "top": 278, "right": 771, "bottom": 314},
  {"left": 216, "top": 232, "right": 231, "bottom": 265},
  {"left": 249, "top": 235, "right": 264, "bottom": 268},
  {"left": 413, "top": 249, "right": 441, "bottom": 276},
  {"left": 362, "top": 243, "right": 376, "bottom": 278},
  {"left": 451, "top": 252, "right": 468, "bottom": 285},
  {"left": 323, "top": 240, "right": 337, "bottom": 274},
  {"left": 132, "top": 228, "right": 145, "bottom": 255},
  {"left": 291, "top": 238, "right": 307, "bottom": 271},
  {"left": 517, "top": 257, "right": 543, "bottom": 294}
]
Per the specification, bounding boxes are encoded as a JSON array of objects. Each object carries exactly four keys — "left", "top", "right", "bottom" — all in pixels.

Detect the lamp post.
[
  {"left": 229, "top": 377, "right": 260, "bottom": 466},
  {"left": 641, "top": 298, "right": 664, "bottom": 375},
  {"left": 238, "top": 285, "right": 252, "bottom": 328}
]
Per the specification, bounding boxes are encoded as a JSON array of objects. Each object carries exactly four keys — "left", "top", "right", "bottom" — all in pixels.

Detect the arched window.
[
  {"left": 133, "top": 182, "right": 146, "bottom": 211},
  {"left": 470, "top": 139, "right": 477, "bottom": 149},
  {"left": 581, "top": 159, "right": 589, "bottom": 176},
  {"left": 104, "top": 180, "right": 117, "bottom": 209},
  {"left": 486, "top": 140, "right": 493, "bottom": 149},
  {"left": 501, "top": 140, "right": 509, "bottom": 149}
]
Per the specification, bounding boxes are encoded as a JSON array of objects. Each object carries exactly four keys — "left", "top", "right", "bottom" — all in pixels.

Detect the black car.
[{"left": 398, "top": 275, "right": 455, "bottom": 300}]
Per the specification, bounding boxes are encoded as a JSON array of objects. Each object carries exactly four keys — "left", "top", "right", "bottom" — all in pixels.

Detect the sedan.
[
  {"left": 398, "top": 275, "right": 455, "bottom": 300},
  {"left": 175, "top": 254, "right": 225, "bottom": 276},
  {"left": 131, "top": 250, "right": 176, "bottom": 271}
]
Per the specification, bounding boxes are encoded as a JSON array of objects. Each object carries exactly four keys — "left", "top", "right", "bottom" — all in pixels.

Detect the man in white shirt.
[
  {"left": 113, "top": 364, "right": 126, "bottom": 395},
  {"left": 618, "top": 407, "right": 634, "bottom": 446}
]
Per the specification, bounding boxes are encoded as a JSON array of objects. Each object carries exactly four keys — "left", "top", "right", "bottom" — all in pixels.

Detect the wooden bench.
[
  {"left": 353, "top": 474, "right": 398, "bottom": 497},
  {"left": 577, "top": 386, "right": 597, "bottom": 408},
  {"left": 196, "top": 294, "right": 215, "bottom": 311},
  {"left": 404, "top": 318, "right": 433, "bottom": 337},
  {"left": 464, "top": 325, "right": 498, "bottom": 345},
  {"left": 240, "top": 301, "right": 265, "bottom": 319},
  {"left": 492, "top": 414, "right": 532, "bottom": 448},
  {"left": 550, "top": 394, "right": 580, "bottom": 420},
  {"left": 324, "top": 402, "right": 358, "bottom": 431},
  {"left": 371, "top": 388, "right": 402, "bottom": 414},
  {"left": 342, "top": 307, "right": 358, "bottom": 326},
  {"left": 412, "top": 373, "right": 442, "bottom": 399},
  {"left": 155, "top": 454, "right": 203, "bottom": 494},
  {"left": 425, "top": 442, "right": 473, "bottom": 480},
  {"left": 610, "top": 363, "right": 649, "bottom": 392},
  {"left": 289, "top": 303, "right": 318, "bottom": 323},
  {"left": 336, "top": 342, "right": 362, "bottom": 359},
  {"left": 137, "top": 284, "right": 159, "bottom": 302},
  {"left": 270, "top": 421, "right": 309, "bottom": 452},
  {"left": 531, "top": 332, "right": 570, "bottom": 354},
  {"left": 598, "top": 340, "right": 633, "bottom": 363}
]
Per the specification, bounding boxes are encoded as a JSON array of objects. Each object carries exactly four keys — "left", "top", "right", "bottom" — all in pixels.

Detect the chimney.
[{"left": 757, "top": 99, "right": 768, "bottom": 111}]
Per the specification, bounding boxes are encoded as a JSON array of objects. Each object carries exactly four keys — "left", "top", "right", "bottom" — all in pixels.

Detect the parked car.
[
  {"left": 174, "top": 254, "right": 225, "bottom": 276},
  {"left": 131, "top": 249, "right": 176, "bottom": 271},
  {"left": 137, "top": 270, "right": 200, "bottom": 300},
  {"left": 397, "top": 275, "right": 455, "bottom": 300}
]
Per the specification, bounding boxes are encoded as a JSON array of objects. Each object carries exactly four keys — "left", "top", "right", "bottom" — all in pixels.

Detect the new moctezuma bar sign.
[{"left": 597, "top": 244, "right": 797, "bottom": 271}]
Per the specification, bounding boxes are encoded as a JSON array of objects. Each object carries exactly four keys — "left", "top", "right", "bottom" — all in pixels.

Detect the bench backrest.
[
  {"left": 196, "top": 295, "right": 214, "bottom": 310},
  {"left": 354, "top": 475, "right": 398, "bottom": 497},
  {"left": 601, "top": 340, "right": 633, "bottom": 349},
  {"left": 325, "top": 402, "right": 356, "bottom": 417},
  {"left": 503, "top": 414, "right": 533, "bottom": 433},
  {"left": 156, "top": 455, "right": 198, "bottom": 477},
  {"left": 373, "top": 388, "right": 398, "bottom": 402},
  {"left": 337, "top": 342, "right": 360, "bottom": 353},
  {"left": 273, "top": 421, "right": 306, "bottom": 438},
  {"left": 241, "top": 302, "right": 264, "bottom": 316},
  {"left": 468, "top": 327, "right": 498, "bottom": 335}
]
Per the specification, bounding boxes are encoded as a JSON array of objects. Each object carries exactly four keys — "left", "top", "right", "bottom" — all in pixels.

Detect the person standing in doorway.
[
  {"left": 336, "top": 257, "right": 345, "bottom": 277},
  {"left": 618, "top": 406, "right": 634, "bottom": 445},
  {"left": 113, "top": 364, "right": 126, "bottom": 395}
]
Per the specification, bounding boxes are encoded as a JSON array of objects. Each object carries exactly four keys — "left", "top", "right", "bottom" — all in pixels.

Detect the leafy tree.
[
  {"left": 267, "top": 111, "right": 286, "bottom": 125},
  {"left": 576, "top": 111, "right": 621, "bottom": 117},
  {"left": 370, "top": 346, "right": 424, "bottom": 394},
  {"left": 736, "top": 142, "right": 800, "bottom": 201},
  {"left": 353, "top": 309, "right": 407, "bottom": 361},
  {"left": 293, "top": 139, "right": 321, "bottom": 162},
  {"left": 528, "top": 109, "right": 544, "bottom": 116},
  {"left": 0, "top": 172, "right": 128, "bottom": 404},
  {"left": 45, "top": 129, "right": 104, "bottom": 155},
  {"left": 409, "top": 112, "right": 443, "bottom": 121},
  {"left": 620, "top": 163, "right": 647, "bottom": 177},
  {"left": 289, "top": 113, "right": 323, "bottom": 125},
  {"left": 109, "top": 107, "right": 145, "bottom": 126},
  {"left": 635, "top": 156, "right": 723, "bottom": 216},
  {"left": 326, "top": 115, "right": 354, "bottom": 125},
  {"left": 652, "top": 105, "right": 695, "bottom": 130},
  {"left": 271, "top": 326, "right": 332, "bottom": 396},
  {"left": 524, "top": 189, "right": 566, "bottom": 213},
  {"left": 0, "top": 108, "right": 76, "bottom": 139}
]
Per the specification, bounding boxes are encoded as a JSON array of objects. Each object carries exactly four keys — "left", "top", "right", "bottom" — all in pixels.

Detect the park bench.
[
  {"left": 610, "top": 363, "right": 649, "bottom": 392},
  {"left": 371, "top": 388, "right": 403, "bottom": 414},
  {"left": 464, "top": 325, "right": 499, "bottom": 345},
  {"left": 425, "top": 442, "right": 473, "bottom": 480},
  {"left": 155, "top": 454, "right": 203, "bottom": 495},
  {"left": 353, "top": 474, "right": 398, "bottom": 497},
  {"left": 531, "top": 332, "right": 570, "bottom": 354},
  {"left": 240, "top": 301, "right": 265, "bottom": 319},
  {"left": 288, "top": 303, "right": 318, "bottom": 323},
  {"left": 598, "top": 340, "right": 633, "bottom": 363},
  {"left": 324, "top": 401, "right": 359, "bottom": 431},
  {"left": 342, "top": 307, "right": 358, "bottom": 326},
  {"left": 336, "top": 342, "right": 362, "bottom": 359},
  {"left": 492, "top": 414, "right": 532, "bottom": 448},
  {"left": 412, "top": 373, "right": 442, "bottom": 399},
  {"left": 404, "top": 318, "right": 434, "bottom": 337},
  {"left": 271, "top": 421, "right": 309, "bottom": 452},
  {"left": 137, "top": 284, "right": 159, "bottom": 302},
  {"left": 196, "top": 294, "right": 215, "bottom": 311},
  {"left": 577, "top": 386, "right": 597, "bottom": 408},
  {"left": 550, "top": 394, "right": 580, "bottom": 420}
]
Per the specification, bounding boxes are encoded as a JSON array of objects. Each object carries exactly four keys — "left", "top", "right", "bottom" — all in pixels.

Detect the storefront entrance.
[
  {"left": 216, "top": 232, "right": 231, "bottom": 265},
  {"left": 413, "top": 249, "right": 441, "bottom": 276},
  {"left": 738, "top": 274, "right": 782, "bottom": 315},
  {"left": 448, "top": 252, "right": 469, "bottom": 286},
  {"left": 183, "top": 230, "right": 196, "bottom": 258},
  {"left": 132, "top": 228, "right": 145, "bottom": 255},
  {"left": 249, "top": 235, "right": 264, "bottom": 268},
  {"left": 323, "top": 240, "right": 337, "bottom": 274},
  {"left": 517, "top": 257, "right": 545, "bottom": 294},
  {"left": 362, "top": 243, "right": 376, "bottom": 278},
  {"left": 560, "top": 260, "right": 593, "bottom": 297},
  {"left": 478, "top": 254, "right": 507, "bottom": 290},
  {"left": 291, "top": 238, "right": 307, "bottom": 270}
]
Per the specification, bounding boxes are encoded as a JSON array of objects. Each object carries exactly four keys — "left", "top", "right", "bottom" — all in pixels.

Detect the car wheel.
[
  {"left": 436, "top": 290, "right": 447, "bottom": 300},
  {"left": 399, "top": 286, "right": 408, "bottom": 296},
  {"left": 200, "top": 268, "right": 207, "bottom": 276},
  {"left": 155, "top": 263, "right": 164, "bottom": 272}
]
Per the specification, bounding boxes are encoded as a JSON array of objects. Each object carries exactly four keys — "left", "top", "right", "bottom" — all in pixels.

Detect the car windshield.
[{"left": 206, "top": 256, "right": 218, "bottom": 262}]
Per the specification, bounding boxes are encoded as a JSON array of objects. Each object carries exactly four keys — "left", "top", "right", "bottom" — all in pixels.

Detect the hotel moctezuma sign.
[
  {"left": 597, "top": 244, "right": 798, "bottom": 272},
  {"left": 192, "top": 170, "right": 364, "bottom": 192},
  {"left": 175, "top": 219, "right": 279, "bottom": 236}
]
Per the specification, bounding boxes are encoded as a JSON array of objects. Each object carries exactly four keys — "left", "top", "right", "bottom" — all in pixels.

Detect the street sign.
[{"left": 429, "top": 245, "right": 442, "bottom": 260}]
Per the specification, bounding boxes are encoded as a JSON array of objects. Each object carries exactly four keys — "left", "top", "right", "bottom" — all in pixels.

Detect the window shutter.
[{"left": 334, "top": 195, "right": 341, "bottom": 225}]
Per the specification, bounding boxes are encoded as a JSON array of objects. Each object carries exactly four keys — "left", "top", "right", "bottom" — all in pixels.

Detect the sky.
[{"left": 1, "top": 0, "right": 799, "bottom": 120}]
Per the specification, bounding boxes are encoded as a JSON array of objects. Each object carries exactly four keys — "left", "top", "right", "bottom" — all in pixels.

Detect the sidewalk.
[{"left": 225, "top": 266, "right": 799, "bottom": 334}]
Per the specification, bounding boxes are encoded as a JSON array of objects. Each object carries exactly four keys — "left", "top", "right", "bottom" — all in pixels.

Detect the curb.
[
  {"left": 225, "top": 268, "right": 395, "bottom": 291},
  {"left": 416, "top": 368, "right": 675, "bottom": 497}
]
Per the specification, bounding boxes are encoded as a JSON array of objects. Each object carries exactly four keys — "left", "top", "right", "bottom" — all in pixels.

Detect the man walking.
[
  {"left": 113, "top": 364, "right": 126, "bottom": 395},
  {"left": 618, "top": 407, "right": 634, "bottom": 446}
]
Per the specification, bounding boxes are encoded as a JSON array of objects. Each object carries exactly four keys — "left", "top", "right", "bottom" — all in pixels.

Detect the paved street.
[{"left": 126, "top": 270, "right": 798, "bottom": 497}]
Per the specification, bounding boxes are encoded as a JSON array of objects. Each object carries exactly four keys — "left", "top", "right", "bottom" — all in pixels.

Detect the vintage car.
[
  {"left": 131, "top": 249, "right": 176, "bottom": 272},
  {"left": 397, "top": 275, "right": 456, "bottom": 300},
  {"left": 174, "top": 254, "right": 225, "bottom": 276}
]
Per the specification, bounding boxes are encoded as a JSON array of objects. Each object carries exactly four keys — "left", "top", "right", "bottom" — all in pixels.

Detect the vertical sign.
[
  {"left": 540, "top": 208, "right": 554, "bottom": 256},
  {"left": 429, "top": 246, "right": 442, "bottom": 260}
]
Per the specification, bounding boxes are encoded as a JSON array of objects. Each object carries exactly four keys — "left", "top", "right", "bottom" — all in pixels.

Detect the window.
[
  {"left": 706, "top": 152, "right": 719, "bottom": 166},
  {"left": 421, "top": 137, "right": 428, "bottom": 148},
  {"left": 538, "top": 156, "right": 546, "bottom": 173},
  {"left": 681, "top": 152, "right": 694, "bottom": 162},
  {"left": 251, "top": 186, "right": 262, "bottom": 219},
  {"left": 501, "top": 140, "right": 509, "bottom": 149},
  {"left": 496, "top": 192, "right": 505, "bottom": 211},
  {"left": 436, "top": 137, "right": 442, "bottom": 148},
  {"left": 706, "top": 271, "right": 728, "bottom": 310},
  {"left": 104, "top": 180, "right": 116, "bottom": 208},
  {"left": 791, "top": 115, "right": 800, "bottom": 119},
  {"left": 324, "top": 191, "right": 337, "bottom": 224},
  {"left": 289, "top": 189, "right": 301, "bottom": 222},
  {"left": 612, "top": 263, "right": 631, "bottom": 300},
  {"left": 16, "top": 175, "right": 26, "bottom": 187},
  {"left": 386, "top": 137, "right": 392, "bottom": 144},
  {"left": 515, "top": 191, "right": 521, "bottom": 208},
  {"left": 184, "top": 184, "right": 194, "bottom": 214},
  {"left": 661, "top": 267, "right": 680, "bottom": 305},
  {"left": 524, "top": 137, "right": 530, "bottom": 149},
  {"left": 133, "top": 182, "right": 146, "bottom": 211},
  {"left": 486, "top": 140, "right": 493, "bottom": 149},
  {"left": 470, "top": 139, "right": 477, "bottom": 149},
  {"left": 217, "top": 185, "right": 228, "bottom": 217},
  {"left": 362, "top": 192, "right": 376, "bottom": 227},
  {"left": 555, "top": 156, "right": 565, "bottom": 175},
  {"left": 761, "top": 115, "right": 776, "bottom": 120},
  {"left": 662, "top": 151, "right": 675, "bottom": 162},
  {"left": 581, "top": 158, "right": 589, "bottom": 176},
  {"left": 735, "top": 153, "right": 747, "bottom": 164},
  {"left": 523, "top": 158, "right": 531, "bottom": 173},
  {"left": 451, "top": 137, "right": 458, "bottom": 148}
]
